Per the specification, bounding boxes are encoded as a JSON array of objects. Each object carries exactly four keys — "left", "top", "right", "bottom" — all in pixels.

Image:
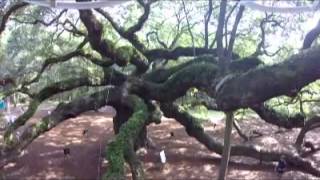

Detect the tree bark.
[
  {"left": 113, "top": 104, "right": 147, "bottom": 150},
  {"left": 251, "top": 104, "right": 305, "bottom": 129},
  {"left": 104, "top": 95, "right": 149, "bottom": 180}
]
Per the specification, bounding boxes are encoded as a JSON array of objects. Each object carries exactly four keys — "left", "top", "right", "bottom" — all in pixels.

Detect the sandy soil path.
[{"left": 1, "top": 106, "right": 320, "bottom": 180}]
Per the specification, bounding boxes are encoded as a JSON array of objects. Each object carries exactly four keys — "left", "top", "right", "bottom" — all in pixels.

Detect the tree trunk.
[
  {"left": 218, "top": 111, "right": 234, "bottom": 180},
  {"left": 113, "top": 104, "right": 148, "bottom": 150},
  {"left": 113, "top": 105, "right": 132, "bottom": 134}
]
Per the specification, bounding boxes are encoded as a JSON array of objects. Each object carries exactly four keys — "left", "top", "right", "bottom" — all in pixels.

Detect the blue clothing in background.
[{"left": 0, "top": 100, "right": 6, "bottom": 110}]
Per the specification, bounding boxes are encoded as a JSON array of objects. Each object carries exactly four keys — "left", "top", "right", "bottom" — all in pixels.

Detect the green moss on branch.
[{"left": 104, "top": 95, "right": 149, "bottom": 180}]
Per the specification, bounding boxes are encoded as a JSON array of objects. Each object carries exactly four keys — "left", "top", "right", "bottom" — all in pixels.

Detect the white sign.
[{"left": 159, "top": 150, "right": 166, "bottom": 164}]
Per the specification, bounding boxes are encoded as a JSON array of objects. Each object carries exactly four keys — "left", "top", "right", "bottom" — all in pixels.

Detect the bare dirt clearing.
[{"left": 1, "top": 106, "right": 320, "bottom": 180}]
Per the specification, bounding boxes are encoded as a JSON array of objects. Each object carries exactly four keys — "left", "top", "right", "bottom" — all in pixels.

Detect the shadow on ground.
[{"left": 1, "top": 106, "right": 320, "bottom": 180}]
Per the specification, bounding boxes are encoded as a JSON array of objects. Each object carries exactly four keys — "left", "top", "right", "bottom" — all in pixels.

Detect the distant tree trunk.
[
  {"left": 218, "top": 111, "right": 234, "bottom": 180},
  {"left": 113, "top": 104, "right": 147, "bottom": 150}
]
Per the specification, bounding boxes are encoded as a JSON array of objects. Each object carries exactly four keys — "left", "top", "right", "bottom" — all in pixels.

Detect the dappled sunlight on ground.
[
  {"left": 1, "top": 106, "right": 320, "bottom": 179},
  {"left": 1, "top": 105, "right": 115, "bottom": 180}
]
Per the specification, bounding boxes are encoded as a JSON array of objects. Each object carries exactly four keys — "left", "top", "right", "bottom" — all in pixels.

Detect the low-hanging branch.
[
  {"left": 1, "top": 87, "right": 123, "bottom": 156},
  {"left": 143, "top": 55, "right": 217, "bottom": 83},
  {"left": 160, "top": 102, "right": 320, "bottom": 177},
  {"left": 295, "top": 115, "right": 320, "bottom": 149},
  {"left": 251, "top": 103, "right": 305, "bottom": 129},
  {"left": 4, "top": 77, "right": 96, "bottom": 137}
]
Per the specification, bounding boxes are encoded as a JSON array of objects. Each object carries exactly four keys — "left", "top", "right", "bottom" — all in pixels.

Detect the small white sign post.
[{"left": 160, "top": 150, "right": 166, "bottom": 163}]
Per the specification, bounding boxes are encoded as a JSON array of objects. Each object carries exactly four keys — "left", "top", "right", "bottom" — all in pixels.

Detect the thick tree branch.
[
  {"left": 5, "top": 77, "right": 96, "bottom": 136},
  {"left": 303, "top": 20, "right": 320, "bottom": 49},
  {"left": 95, "top": 8, "right": 146, "bottom": 53},
  {"left": 79, "top": 9, "right": 149, "bottom": 73},
  {"left": 215, "top": 46, "right": 320, "bottom": 111},
  {"left": 295, "top": 116, "right": 320, "bottom": 149},
  {"left": 105, "top": 95, "right": 149, "bottom": 180},
  {"left": 251, "top": 104, "right": 305, "bottom": 129},
  {"left": 133, "top": 62, "right": 218, "bottom": 102},
  {"left": 143, "top": 55, "right": 217, "bottom": 83},
  {"left": 144, "top": 47, "right": 239, "bottom": 61},
  {"left": 126, "top": 0, "right": 153, "bottom": 35},
  {"left": 1, "top": 87, "right": 123, "bottom": 156},
  {"left": 5, "top": 70, "right": 126, "bottom": 139}
]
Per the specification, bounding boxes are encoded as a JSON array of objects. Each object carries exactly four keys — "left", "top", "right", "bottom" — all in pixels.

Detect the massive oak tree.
[{"left": 1, "top": 0, "right": 320, "bottom": 179}]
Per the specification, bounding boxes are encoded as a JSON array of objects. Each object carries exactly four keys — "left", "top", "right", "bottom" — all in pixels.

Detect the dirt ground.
[{"left": 1, "top": 106, "right": 320, "bottom": 180}]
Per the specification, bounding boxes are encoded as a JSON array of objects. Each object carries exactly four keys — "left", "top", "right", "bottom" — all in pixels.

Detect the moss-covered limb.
[
  {"left": 4, "top": 71, "right": 127, "bottom": 140},
  {"left": 143, "top": 55, "right": 217, "bottom": 83},
  {"left": 160, "top": 103, "right": 320, "bottom": 177},
  {"left": 81, "top": 53, "right": 113, "bottom": 67},
  {"left": 1, "top": 87, "right": 122, "bottom": 155},
  {"left": 124, "top": 140, "right": 144, "bottom": 180},
  {"left": 251, "top": 104, "right": 305, "bottom": 129},
  {"left": 179, "top": 90, "right": 218, "bottom": 110},
  {"left": 144, "top": 47, "right": 240, "bottom": 61},
  {"left": 104, "top": 95, "right": 149, "bottom": 180},
  {"left": 0, "top": 2, "right": 28, "bottom": 36},
  {"left": 228, "top": 56, "right": 263, "bottom": 73},
  {"left": 115, "top": 46, "right": 149, "bottom": 74},
  {"left": 295, "top": 116, "right": 320, "bottom": 149},
  {"left": 215, "top": 46, "right": 320, "bottom": 111},
  {"left": 132, "top": 62, "right": 219, "bottom": 102},
  {"left": 4, "top": 77, "right": 92, "bottom": 136},
  {"left": 78, "top": 9, "right": 113, "bottom": 58},
  {"left": 3, "top": 99, "right": 40, "bottom": 139},
  {"left": 146, "top": 100, "right": 162, "bottom": 125}
]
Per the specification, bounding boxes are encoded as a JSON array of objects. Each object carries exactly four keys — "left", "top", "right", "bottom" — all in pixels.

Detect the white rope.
[
  {"left": 239, "top": 0, "right": 320, "bottom": 13},
  {"left": 23, "top": 0, "right": 129, "bottom": 9}
]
